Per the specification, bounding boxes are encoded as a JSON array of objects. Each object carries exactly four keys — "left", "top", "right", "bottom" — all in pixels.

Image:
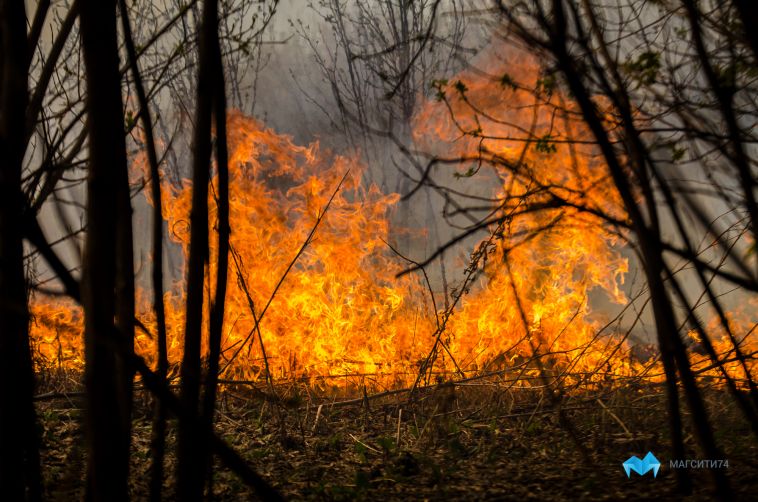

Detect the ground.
[{"left": 36, "top": 376, "right": 758, "bottom": 500}]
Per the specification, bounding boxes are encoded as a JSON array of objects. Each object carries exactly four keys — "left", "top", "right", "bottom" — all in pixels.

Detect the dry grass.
[{"left": 35, "top": 373, "right": 758, "bottom": 500}]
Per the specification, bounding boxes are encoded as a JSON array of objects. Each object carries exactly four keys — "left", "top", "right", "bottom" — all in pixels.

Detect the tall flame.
[{"left": 29, "top": 47, "right": 755, "bottom": 391}]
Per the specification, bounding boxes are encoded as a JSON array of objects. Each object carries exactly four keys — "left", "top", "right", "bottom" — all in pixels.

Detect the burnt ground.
[{"left": 36, "top": 377, "right": 758, "bottom": 501}]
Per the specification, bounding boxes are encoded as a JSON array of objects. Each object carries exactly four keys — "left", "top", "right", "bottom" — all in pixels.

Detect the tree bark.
[
  {"left": 177, "top": 0, "right": 216, "bottom": 499},
  {"left": 544, "top": 1, "right": 730, "bottom": 497},
  {"left": 117, "top": 0, "right": 169, "bottom": 498},
  {"left": 79, "top": 0, "right": 133, "bottom": 499},
  {"left": 201, "top": 0, "right": 229, "bottom": 489},
  {"left": 0, "top": 1, "right": 42, "bottom": 499},
  {"left": 733, "top": 0, "right": 758, "bottom": 65}
]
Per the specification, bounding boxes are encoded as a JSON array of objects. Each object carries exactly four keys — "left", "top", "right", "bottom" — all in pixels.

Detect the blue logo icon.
[{"left": 623, "top": 452, "right": 660, "bottom": 478}]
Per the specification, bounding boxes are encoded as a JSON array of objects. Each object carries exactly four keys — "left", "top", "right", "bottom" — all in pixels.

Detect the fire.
[
  {"left": 28, "top": 46, "right": 755, "bottom": 391},
  {"left": 411, "top": 48, "right": 633, "bottom": 383},
  {"left": 30, "top": 295, "right": 84, "bottom": 371}
]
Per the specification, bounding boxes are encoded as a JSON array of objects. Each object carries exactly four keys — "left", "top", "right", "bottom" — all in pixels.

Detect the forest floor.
[{"left": 35, "top": 373, "right": 758, "bottom": 501}]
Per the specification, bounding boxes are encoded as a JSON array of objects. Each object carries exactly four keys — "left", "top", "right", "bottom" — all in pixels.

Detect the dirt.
[{"left": 36, "top": 381, "right": 758, "bottom": 500}]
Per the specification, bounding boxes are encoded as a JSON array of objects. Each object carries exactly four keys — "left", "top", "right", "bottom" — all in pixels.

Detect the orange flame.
[{"left": 29, "top": 46, "right": 755, "bottom": 391}]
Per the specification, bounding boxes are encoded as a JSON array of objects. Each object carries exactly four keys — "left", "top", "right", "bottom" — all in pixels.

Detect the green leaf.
[
  {"left": 354, "top": 470, "right": 371, "bottom": 490},
  {"left": 622, "top": 50, "right": 661, "bottom": 85},
  {"left": 430, "top": 79, "right": 448, "bottom": 101},
  {"left": 377, "top": 436, "right": 395, "bottom": 454},
  {"left": 500, "top": 72, "right": 517, "bottom": 90},
  {"left": 671, "top": 145, "right": 686, "bottom": 162},
  {"left": 354, "top": 442, "right": 367, "bottom": 463},
  {"left": 536, "top": 74, "right": 557, "bottom": 97},
  {"left": 534, "top": 134, "right": 557, "bottom": 154},
  {"left": 453, "top": 166, "right": 477, "bottom": 179}
]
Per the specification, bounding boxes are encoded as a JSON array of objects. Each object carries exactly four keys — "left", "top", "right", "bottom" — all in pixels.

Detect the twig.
[
  {"left": 396, "top": 408, "right": 403, "bottom": 448},
  {"left": 219, "top": 170, "right": 351, "bottom": 375},
  {"left": 312, "top": 404, "right": 323, "bottom": 432},
  {"left": 596, "top": 398, "right": 632, "bottom": 436},
  {"left": 349, "top": 433, "right": 381, "bottom": 455},
  {"left": 229, "top": 244, "right": 275, "bottom": 393}
]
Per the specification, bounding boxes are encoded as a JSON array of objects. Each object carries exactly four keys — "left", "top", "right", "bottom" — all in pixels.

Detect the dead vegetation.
[{"left": 36, "top": 375, "right": 758, "bottom": 500}]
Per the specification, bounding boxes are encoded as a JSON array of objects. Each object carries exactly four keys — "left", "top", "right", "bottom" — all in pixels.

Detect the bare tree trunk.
[
  {"left": 0, "top": 1, "right": 41, "bottom": 500},
  {"left": 117, "top": 1, "right": 169, "bottom": 498},
  {"left": 645, "top": 254, "right": 691, "bottom": 494},
  {"left": 545, "top": 2, "right": 730, "bottom": 497},
  {"left": 114, "top": 71, "right": 136, "bottom": 502},
  {"left": 177, "top": 0, "right": 217, "bottom": 499},
  {"left": 733, "top": 0, "right": 758, "bottom": 64},
  {"left": 80, "top": 0, "right": 133, "bottom": 499},
  {"left": 201, "top": 3, "right": 229, "bottom": 491}
]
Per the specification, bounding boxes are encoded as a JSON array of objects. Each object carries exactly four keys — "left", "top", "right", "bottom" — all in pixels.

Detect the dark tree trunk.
[
  {"left": 733, "top": 0, "right": 758, "bottom": 65},
  {"left": 79, "top": 0, "right": 133, "bottom": 499},
  {"left": 544, "top": 1, "right": 730, "bottom": 497},
  {"left": 177, "top": 0, "right": 217, "bottom": 499},
  {"left": 0, "top": 1, "right": 42, "bottom": 500},
  {"left": 201, "top": 6, "right": 229, "bottom": 488},
  {"left": 114, "top": 75, "right": 136, "bottom": 502},
  {"left": 117, "top": 0, "right": 168, "bottom": 499}
]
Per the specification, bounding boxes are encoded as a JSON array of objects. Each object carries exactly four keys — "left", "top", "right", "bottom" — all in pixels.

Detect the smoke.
[{"left": 233, "top": 0, "right": 493, "bottom": 291}]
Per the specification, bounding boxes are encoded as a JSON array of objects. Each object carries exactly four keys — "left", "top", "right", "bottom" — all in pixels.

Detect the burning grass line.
[
  {"left": 229, "top": 244, "right": 274, "bottom": 394},
  {"left": 503, "top": 252, "right": 591, "bottom": 461},
  {"left": 409, "top": 217, "right": 510, "bottom": 396},
  {"left": 381, "top": 237, "right": 466, "bottom": 381},
  {"left": 218, "top": 169, "right": 350, "bottom": 378},
  {"left": 690, "top": 349, "right": 758, "bottom": 378},
  {"left": 411, "top": 286, "right": 474, "bottom": 389},
  {"left": 381, "top": 238, "right": 440, "bottom": 329},
  {"left": 288, "top": 366, "right": 572, "bottom": 411},
  {"left": 68, "top": 321, "right": 286, "bottom": 500}
]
